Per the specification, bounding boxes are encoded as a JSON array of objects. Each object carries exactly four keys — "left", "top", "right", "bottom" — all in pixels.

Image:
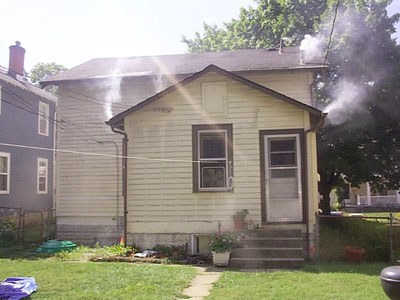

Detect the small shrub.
[
  {"left": 208, "top": 232, "right": 239, "bottom": 253},
  {"left": 0, "top": 219, "right": 17, "bottom": 246},
  {"left": 331, "top": 202, "right": 343, "bottom": 212},
  {"left": 104, "top": 244, "right": 138, "bottom": 257},
  {"left": 151, "top": 244, "right": 187, "bottom": 260}
]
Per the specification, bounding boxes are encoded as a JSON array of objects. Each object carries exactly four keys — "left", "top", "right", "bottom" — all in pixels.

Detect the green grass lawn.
[
  {"left": 206, "top": 263, "right": 391, "bottom": 300},
  {"left": 0, "top": 259, "right": 196, "bottom": 300},
  {"left": 343, "top": 212, "right": 400, "bottom": 219}
]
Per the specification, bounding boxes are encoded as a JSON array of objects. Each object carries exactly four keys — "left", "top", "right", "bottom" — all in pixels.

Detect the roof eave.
[{"left": 40, "top": 64, "right": 330, "bottom": 87}]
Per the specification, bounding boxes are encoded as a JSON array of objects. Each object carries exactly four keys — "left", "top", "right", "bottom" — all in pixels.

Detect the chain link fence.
[
  {"left": 0, "top": 207, "right": 56, "bottom": 246},
  {"left": 317, "top": 214, "right": 400, "bottom": 262}
]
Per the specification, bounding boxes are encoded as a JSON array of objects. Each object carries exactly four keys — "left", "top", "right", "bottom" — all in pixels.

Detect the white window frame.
[
  {"left": 0, "top": 85, "right": 2, "bottom": 115},
  {"left": 198, "top": 129, "right": 228, "bottom": 191},
  {"left": 0, "top": 152, "right": 10, "bottom": 194},
  {"left": 38, "top": 101, "right": 49, "bottom": 136},
  {"left": 37, "top": 157, "right": 48, "bottom": 194},
  {"left": 265, "top": 134, "right": 302, "bottom": 222}
]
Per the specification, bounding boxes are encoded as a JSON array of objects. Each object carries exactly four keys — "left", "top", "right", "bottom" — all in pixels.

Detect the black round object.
[{"left": 381, "top": 266, "right": 400, "bottom": 300}]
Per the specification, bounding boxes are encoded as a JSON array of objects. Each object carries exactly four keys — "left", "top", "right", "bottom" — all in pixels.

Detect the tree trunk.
[
  {"left": 320, "top": 190, "right": 331, "bottom": 215},
  {"left": 319, "top": 176, "right": 334, "bottom": 215}
]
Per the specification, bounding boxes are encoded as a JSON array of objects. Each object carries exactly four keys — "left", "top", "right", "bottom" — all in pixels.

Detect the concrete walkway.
[{"left": 178, "top": 266, "right": 223, "bottom": 300}]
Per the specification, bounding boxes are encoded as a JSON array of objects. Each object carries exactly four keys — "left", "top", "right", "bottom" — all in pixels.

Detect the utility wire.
[
  {"left": 324, "top": 0, "right": 340, "bottom": 65},
  {"left": 0, "top": 142, "right": 220, "bottom": 164},
  {"left": 2, "top": 85, "right": 101, "bottom": 143},
  {"left": 1, "top": 89, "right": 98, "bottom": 143}
]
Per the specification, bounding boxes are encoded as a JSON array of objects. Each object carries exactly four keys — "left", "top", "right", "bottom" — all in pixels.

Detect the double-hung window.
[
  {"left": 0, "top": 152, "right": 10, "bottom": 194},
  {"left": 192, "top": 124, "right": 233, "bottom": 192},
  {"left": 38, "top": 101, "right": 49, "bottom": 136},
  {"left": 37, "top": 158, "right": 48, "bottom": 194}
]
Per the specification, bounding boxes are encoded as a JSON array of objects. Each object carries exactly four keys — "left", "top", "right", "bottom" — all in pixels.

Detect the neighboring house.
[
  {"left": 0, "top": 42, "right": 56, "bottom": 211},
  {"left": 346, "top": 182, "right": 400, "bottom": 207},
  {"left": 42, "top": 46, "right": 327, "bottom": 254}
]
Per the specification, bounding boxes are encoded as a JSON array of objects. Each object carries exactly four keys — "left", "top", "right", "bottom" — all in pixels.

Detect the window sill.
[{"left": 195, "top": 189, "right": 234, "bottom": 193}]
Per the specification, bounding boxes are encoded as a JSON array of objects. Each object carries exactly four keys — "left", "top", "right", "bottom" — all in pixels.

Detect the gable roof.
[
  {"left": 0, "top": 66, "right": 57, "bottom": 103},
  {"left": 106, "top": 64, "right": 323, "bottom": 128},
  {"left": 41, "top": 46, "right": 328, "bottom": 86}
]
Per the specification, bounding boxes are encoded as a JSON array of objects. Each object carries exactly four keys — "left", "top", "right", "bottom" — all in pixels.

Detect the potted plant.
[
  {"left": 232, "top": 209, "right": 249, "bottom": 229},
  {"left": 208, "top": 232, "right": 239, "bottom": 267},
  {"left": 345, "top": 246, "right": 366, "bottom": 263}
]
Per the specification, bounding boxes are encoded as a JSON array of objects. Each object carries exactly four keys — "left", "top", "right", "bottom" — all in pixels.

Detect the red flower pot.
[
  {"left": 345, "top": 246, "right": 366, "bottom": 263},
  {"left": 233, "top": 218, "right": 245, "bottom": 229}
]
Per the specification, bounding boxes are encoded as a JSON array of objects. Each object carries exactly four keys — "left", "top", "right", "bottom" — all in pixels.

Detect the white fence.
[{"left": 349, "top": 195, "right": 400, "bottom": 206}]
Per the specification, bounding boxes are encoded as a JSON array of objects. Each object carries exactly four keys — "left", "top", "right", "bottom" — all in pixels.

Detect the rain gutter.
[{"left": 106, "top": 123, "right": 128, "bottom": 247}]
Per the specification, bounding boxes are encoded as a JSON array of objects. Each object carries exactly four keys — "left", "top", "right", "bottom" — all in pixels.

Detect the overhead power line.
[
  {"left": 0, "top": 142, "right": 218, "bottom": 164},
  {"left": 324, "top": 0, "right": 340, "bottom": 65}
]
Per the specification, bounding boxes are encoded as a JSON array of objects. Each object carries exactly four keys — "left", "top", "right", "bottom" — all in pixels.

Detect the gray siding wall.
[{"left": 0, "top": 79, "right": 55, "bottom": 211}]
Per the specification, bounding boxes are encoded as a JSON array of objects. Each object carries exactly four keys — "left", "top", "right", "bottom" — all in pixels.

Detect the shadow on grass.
[
  {"left": 302, "top": 261, "right": 392, "bottom": 276},
  {"left": 0, "top": 244, "right": 54, "bottom": 260}
]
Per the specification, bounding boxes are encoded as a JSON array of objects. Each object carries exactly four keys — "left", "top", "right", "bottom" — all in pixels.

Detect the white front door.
[{"left": 264, "top": 134, "right": 302, "bottom": 222}]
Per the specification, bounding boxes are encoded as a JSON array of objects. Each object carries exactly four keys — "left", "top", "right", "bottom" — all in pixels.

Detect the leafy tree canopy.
[
  {"left": 29, "top": 62, "right": 67, "bottom": 95},
  {"left": 182, "top": 0, "right": 327, "bottom": 52}
]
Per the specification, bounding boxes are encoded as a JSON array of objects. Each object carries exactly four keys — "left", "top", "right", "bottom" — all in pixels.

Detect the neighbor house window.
[
  {"left": 37, "top": 158, "right": 48, "bottom": 194},
  {"left": 38, "top": 101, "right": 49, "bottom": 136},
  {"left": 192, "top": 124, "right": 233, "bottom": 192},
  {"left": 0, "top": 152, "right": 10, "bottom": 194},
  {"left": 0, "top": 85, "right": 2, "bottom": 115}
]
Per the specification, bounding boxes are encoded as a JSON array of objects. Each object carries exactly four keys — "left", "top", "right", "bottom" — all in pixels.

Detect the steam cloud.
[
  {"left": 323, "top": 80, "right": 367, "bottom": 125},
  {"left": 104, "top": 59, "right": 123, "bottom": 120},
  {"left": 299, "top": 6, "right": 385, "bottom": 125},
  {"left": 300, "top": 34, "right": 324, "bottom": 62}
]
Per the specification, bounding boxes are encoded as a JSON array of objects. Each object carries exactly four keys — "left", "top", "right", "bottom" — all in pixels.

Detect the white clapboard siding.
[
  {"left": 56, "top": 70, "right": 315, "bottom": 229},
  {"left": 123, "top": 71, "right": 316, "bottom": 234}
]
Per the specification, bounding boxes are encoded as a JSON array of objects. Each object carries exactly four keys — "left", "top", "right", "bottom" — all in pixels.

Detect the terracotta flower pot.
[
  {"left": 212, "top": 251, "right": 230, "bottom": 267},
  {"left": 233, "top": 218, "right": 245, "bottom": 229},
  {"left": 345, "top": 246, "right": 366, "bottom": 263}
]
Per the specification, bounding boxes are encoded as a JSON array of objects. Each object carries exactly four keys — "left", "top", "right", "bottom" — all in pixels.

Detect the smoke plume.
[
  {"left": 300, "top": 5, "right": 389, "bottom": 125},
  {"left": 104, "top": 59, "right": 123, "bottom": 120}
]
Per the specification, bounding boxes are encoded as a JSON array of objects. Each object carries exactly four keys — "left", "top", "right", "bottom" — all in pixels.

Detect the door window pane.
[
  {"left": 269, "top": 138, "right": 296, "bottom": 167},
  {"left": 271, "top": 169, "right": 296, "bottom": 178},
  {"left": 270, "top": 153, "right": 296, "bottom": 166}
]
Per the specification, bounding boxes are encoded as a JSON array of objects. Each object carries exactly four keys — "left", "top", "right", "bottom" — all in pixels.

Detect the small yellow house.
[
  {"left": 42, "top": 46, "right": 327, "bottom": 266},
  {"left": 107, "top": 64, "right": 325, "bottom": 259}
]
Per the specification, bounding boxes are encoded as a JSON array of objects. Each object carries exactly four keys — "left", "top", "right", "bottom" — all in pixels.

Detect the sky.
[{"left": 0, "top": 0, "right": 399, "bottom": 72}]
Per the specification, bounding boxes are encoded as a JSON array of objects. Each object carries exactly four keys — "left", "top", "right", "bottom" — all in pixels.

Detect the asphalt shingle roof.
[{"left": 41, "top": 46, "right": 327, "bottom": 85}]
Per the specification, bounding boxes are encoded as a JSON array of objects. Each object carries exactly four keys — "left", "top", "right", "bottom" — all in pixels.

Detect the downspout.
[
  {"left": 106, "top": 123, "right": 128, "bottom": 247},
  {"left": 304, "top": 112, "right": 327, "bottom": 261},
  {"left": 305, "top": 113, "right": 327, "bottom": 133}
]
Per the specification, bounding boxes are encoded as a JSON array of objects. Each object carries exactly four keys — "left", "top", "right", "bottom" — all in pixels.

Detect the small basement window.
[{"left": 191, "top": 234, "right": 213, "bottom": 254}]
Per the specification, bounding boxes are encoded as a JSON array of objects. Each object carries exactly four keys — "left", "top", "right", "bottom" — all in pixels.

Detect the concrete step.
[
  {"left": 231, "top": 247, "right": 303, "bottom": 259},
  {"left": 236, "top": 237, "right": 303, "bottom": 248},
  {"left": 238, "top": 229, "right": 302, "bottom": 238},
  {"left": 230, "top": 257, "right": 303, "bottom": 269}
]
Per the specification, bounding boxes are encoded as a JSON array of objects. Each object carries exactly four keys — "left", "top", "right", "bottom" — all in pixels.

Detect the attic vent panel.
[{"left": 201, "top": 82, "right": 227, "bottom": 117}]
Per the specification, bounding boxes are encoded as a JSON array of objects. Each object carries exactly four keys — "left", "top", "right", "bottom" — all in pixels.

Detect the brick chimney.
[{"left": 9, "top": 41, "right": 25, "bottom": 76}]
